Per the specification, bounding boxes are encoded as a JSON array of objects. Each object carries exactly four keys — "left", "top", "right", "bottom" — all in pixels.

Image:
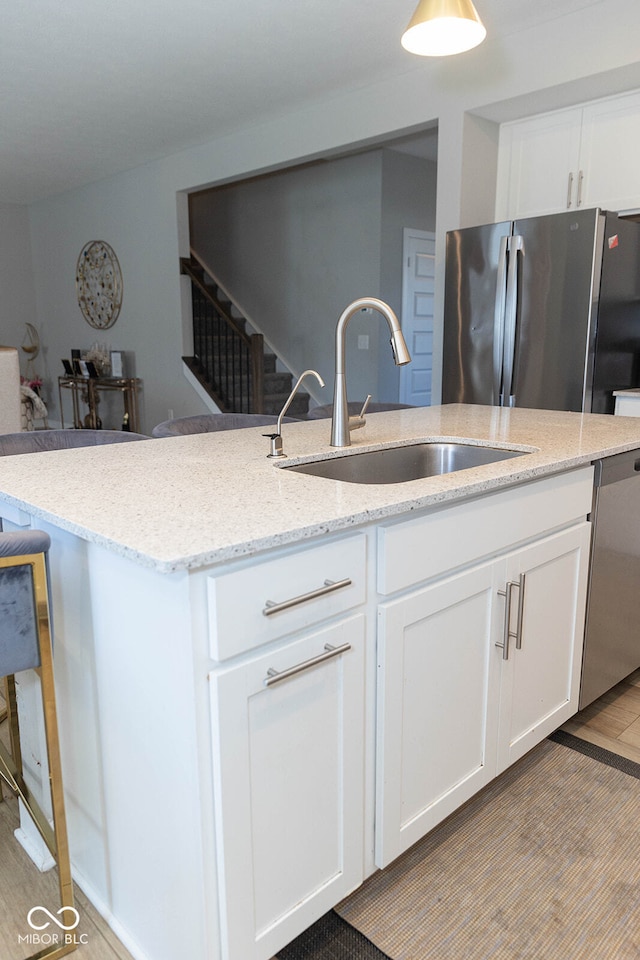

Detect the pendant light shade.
[{"left": 401, "top": 0, "right": 486, "bottom": 57}]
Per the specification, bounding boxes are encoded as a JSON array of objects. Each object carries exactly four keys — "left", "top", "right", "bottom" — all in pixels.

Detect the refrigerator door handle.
[
  {"left": 493, "top": 235, "right": 509, "bottom": 405},
  {"left": 503, "top": 234, "right": 524, "bottom": 406}
]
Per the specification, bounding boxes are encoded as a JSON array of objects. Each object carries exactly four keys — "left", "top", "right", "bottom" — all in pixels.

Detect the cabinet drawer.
[
  {"left": 208, "top": 533, "right": 367, "bottom": 660},
  {"left": 378, "top": 467, "right": 594, "bottom": 595}
]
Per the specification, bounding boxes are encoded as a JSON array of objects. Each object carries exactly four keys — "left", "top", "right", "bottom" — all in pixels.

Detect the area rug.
[
  {"left": 276, "top": 909, "right": 391, "bottom": 960},
  {"left": 334, "top": 737, "right": 640, "bottom": 960}
]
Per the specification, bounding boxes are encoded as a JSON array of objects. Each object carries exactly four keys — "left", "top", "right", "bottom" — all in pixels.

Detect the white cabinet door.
[
  {"left": 496, "top": 109, "right": 582, "bottom": 220},
  {"left": 496, "top": 523, "right": 591, "bottom": 773},
  {"left": 375, "top": 519, "right": 591, "bottom": 869},
  {"left": 375, "top": 562, "right": 500, "bottom": 868},
  {"left": 578, "top": 90, "right": 640, "bottom": 212},
  {"left": 496, "top": 90, "right": 640, "bottom": 219},
  {"left": 210, "top": 614, "right": 365, "bottom": 960}
]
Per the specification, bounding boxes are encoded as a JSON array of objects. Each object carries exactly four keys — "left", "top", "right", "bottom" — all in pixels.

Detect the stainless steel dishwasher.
[{"left": 580, "top": 448, "right": 640, "bottom": 709}]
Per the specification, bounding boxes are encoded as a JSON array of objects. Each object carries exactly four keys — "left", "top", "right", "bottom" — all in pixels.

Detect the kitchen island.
[{"left": 1, "top": 404, "right": 640, "bottom": 960}]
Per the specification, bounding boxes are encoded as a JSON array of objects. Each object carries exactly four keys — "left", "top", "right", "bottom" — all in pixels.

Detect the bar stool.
[
  {"left": 151, "top": 412, "right": 299, "bottom": 437},
  {"left": 0, "top": 530, "right": 76, "bottom": 959}
]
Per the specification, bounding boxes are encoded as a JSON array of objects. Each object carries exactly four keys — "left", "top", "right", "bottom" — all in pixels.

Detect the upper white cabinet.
[
  {"left": 496, "top": 89, "right": 640, "bottom": 220},
  {"left": 496, "top": 108, "right": 583, "bottom": 220},
  {"left": 579, "top": 94, "right": 640, "bottom": 212}
]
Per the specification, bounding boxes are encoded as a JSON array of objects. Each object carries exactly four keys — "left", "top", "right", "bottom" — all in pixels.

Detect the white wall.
[
  {"left": 0, "top": 203, "right": 37, "bottom": 369},
  {"left": 27, "top": 165, "right": 211, "bottom": 431},
  {"left": 23, "top": 0, "right": 640, "bottom": 430}
]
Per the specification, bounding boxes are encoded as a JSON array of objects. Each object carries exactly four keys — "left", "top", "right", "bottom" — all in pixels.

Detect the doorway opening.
[{"left": 184, "top": 126, "right": 438, "bottom": 410}]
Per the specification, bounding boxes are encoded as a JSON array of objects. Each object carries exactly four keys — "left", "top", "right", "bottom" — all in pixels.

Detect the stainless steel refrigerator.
[{"left": 442, "top": 208, "right": 640, "bottom": 414}]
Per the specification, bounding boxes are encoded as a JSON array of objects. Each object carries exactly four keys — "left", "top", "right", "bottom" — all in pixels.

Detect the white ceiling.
[{"left": 0, "top": 0, "right": 605, "bottom": 204}]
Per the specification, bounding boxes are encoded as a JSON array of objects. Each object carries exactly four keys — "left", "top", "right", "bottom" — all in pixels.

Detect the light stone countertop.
[{"left": 2, "top": 403, "right": 640, "bottom": 573}]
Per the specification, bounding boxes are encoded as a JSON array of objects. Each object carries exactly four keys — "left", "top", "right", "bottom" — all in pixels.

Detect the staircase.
[{"left": 181, "top": 256, "right": 310, "bottom": 417}]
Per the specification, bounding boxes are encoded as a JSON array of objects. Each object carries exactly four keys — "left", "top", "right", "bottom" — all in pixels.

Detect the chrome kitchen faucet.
[{"left": 331, "top": 298, "right": 411, "bottom": 447}]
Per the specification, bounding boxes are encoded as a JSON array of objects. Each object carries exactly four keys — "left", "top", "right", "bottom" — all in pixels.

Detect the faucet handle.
[
  {"left": 349, "top": 394, "right": 372, "bottom": 433},
  {"left": 358, "top": 395, "right": 372, "bottom": 419}
]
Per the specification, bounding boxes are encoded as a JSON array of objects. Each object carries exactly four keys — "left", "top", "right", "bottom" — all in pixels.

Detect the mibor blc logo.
[
  {"left": 28, "top": 906, "right": 80, "bottom": 930},
  {"left": 19, "top": 905, "right": 88, "bottom": 947}
]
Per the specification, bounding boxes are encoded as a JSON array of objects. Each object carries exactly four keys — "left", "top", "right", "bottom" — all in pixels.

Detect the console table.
[{"left": 58, "top": 375, "right": 141, "bottom": 432}]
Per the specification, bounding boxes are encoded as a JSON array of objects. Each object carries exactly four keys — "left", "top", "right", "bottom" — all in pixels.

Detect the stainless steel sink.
[{"left": 283, "top": 441, "right": 527, "bottom": 484}]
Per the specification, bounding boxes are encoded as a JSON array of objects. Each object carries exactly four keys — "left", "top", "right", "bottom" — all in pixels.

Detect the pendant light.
[{"left": 401, "top": 0, "right": 486, "bottom": 57}]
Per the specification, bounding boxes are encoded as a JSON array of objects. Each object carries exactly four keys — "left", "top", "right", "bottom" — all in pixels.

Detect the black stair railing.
[{"left": 180, "top": 257, "right": 264, "bottom": 414}]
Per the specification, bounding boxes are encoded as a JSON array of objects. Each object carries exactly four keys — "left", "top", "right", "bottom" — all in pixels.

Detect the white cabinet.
[
  {"left": 206, "top": 534, "right": 368, "bottom": 960},
  {"left": 496, "top": 108, "right": 583, "bottom": 220},
  {"left": 0, "top": 463, "right": 598, "bottom": 960},
  {"left": 579, "top": 94, "right": 640, "bottom": 213},
  {"left": 210, "top": 616, "right": 365, "bottom": 960},
  {"left": 207, "top": 533, "right": 366, "bottom": 660},
  {"left": 375, "top": 470, "right": 592, "bottom": 867},
  {"left": 376, "top": 560, "right": 500, "bottom": 867},
  {"left": 496, "top": 89, "right": 640, "bottom": 220},
  {"left": 495, "top": 523, "right": 591, "bottom": 773}
]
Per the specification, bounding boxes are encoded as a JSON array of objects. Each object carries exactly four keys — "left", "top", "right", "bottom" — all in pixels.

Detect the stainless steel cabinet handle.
[
  {"left": 497, "top": 576, "right": 526, "bottom": 659},
  {"left": 262, "top": 578, "right": 352, "bottom": 616},
  {"left": 497, "top": 580, "right": 518, "bottom": 660},
  {"left": 577, "top": 170, "right": 584, "bottom": 207},
  {"left": 567, "top": 171, "right": 574, "bottom": 208},
  {"left": 515, "top": 572, "right": 526, "bottom": 649},
  {"left": 264, "top": 642, "right": 351, "bottom": 686}
]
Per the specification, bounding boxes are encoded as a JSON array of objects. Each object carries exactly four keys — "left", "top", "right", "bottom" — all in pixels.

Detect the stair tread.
[{"left": 185, "top": 258, "right": 311, "bottom": 416}]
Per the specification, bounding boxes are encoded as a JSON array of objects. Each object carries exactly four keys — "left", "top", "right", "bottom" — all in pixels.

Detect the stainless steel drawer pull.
[
  {"left": 262, "top": 578, "right": 352, "bottom": 617},
  {"left": 265, "top": 642, "right": 351, "bottom": 687},
  {"left": 515, "top": 572, "right": 526, "bottom": 649},
  {"left": 497, "top": 576, "right": 526, "bottom": 658},
  {"left": 497, "top": 581, "right": 518, "bottom": 660}
]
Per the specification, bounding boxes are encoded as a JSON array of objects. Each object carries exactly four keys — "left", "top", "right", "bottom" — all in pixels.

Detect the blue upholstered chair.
[
  {"left": 0, "top": 530, "right": 76, "bottom": 959},
  {"left": 151, "top": 413, "right": 298, "bottom": 437},
  {"left": 307, "top": 401, "right": 415, "bottom": 419},
  {"left": 0, "top": 428, "right": 148, "bottom": 456}
]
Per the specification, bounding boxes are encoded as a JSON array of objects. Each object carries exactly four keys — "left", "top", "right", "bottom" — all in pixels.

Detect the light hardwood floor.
[
  {"left": 2, "top": 670, "right": 640, "bottom": 960},
  {"left": 0, "top": 788, "right": 136, "bottom": 959},
  {"left": 0, "top": 704, "right": 135, "bottom": 960},
  {"left": 561, "top": 667, "right": 640, "bottom": 764}
]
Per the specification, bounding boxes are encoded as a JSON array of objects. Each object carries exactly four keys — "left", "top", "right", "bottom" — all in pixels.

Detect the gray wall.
[
  {"left": 189, "top": 148, "right": 436, "bottom": 405},
  {"left": 378, "top": 149, "right": 437, "bottom": 399}
]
